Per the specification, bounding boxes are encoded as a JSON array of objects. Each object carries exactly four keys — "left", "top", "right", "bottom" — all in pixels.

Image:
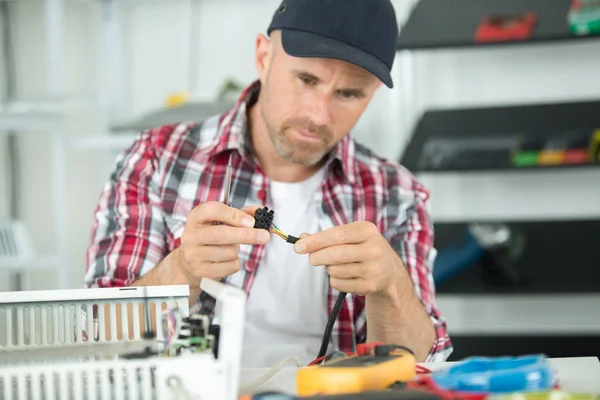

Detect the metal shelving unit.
[
  {"left": 0, "top": 0, "right": 218, "bottom": 290},
  {"left": 394, "top": 0, "right": 600, "bottom": 223},
  {"left": 70, "top": 0, "right": 223, "bottom": 153},
  {"left": 0, "top": 0, "right": 69, "bottom": 290},
  {"left": 394, "top": 0, "right": 600, "bottom": 359}
]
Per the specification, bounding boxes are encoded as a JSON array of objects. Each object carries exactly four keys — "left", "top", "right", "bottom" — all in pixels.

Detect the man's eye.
[
  {"left": 339, "top": 90, "right": 357, "bottom": 99},
  {"left": 299, "top": 76, "right": 316, "bottom": 85}
]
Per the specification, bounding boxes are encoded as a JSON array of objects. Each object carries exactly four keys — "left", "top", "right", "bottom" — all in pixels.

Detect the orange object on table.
[{"left": 475, "top": 12, "right": 537, "bottom": 43}]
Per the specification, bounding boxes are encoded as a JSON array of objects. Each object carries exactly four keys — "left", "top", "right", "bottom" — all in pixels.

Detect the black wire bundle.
[
  {"left": 317, "top": 291, "right": 347, "bottom": 359},
  {"left": 252, "top": 207, "right": 346, "bottom": 360}
]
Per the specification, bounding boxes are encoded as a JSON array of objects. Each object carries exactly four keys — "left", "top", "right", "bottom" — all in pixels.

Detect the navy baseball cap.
[{"left": 267, "top": 0, "right": 399, "bottom": 88}]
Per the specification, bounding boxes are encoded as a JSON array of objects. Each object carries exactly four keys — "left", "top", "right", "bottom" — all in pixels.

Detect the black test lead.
[{"left": 252, "top": 205, "right": 344, "bottom": 360}]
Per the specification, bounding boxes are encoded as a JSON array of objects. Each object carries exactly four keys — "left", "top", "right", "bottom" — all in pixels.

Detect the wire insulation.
[
  {"left": 317, "top": 291, "right": 347, "bottom": 359},
  {"left": 268, "top": 220, "right": 347, "bottom": 360},
  {"left": 238, "top": 355, "right": 303, "bottom": 395},
  {"left": 270, "top": 224, "right": 288, "bottom": 241},
  {"left": 270, "top": 224, "right": 300, "bottom": 244}
]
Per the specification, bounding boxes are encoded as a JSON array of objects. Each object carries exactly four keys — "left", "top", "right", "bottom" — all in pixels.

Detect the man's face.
[{"left": 255, "top": 32, "right": 382, "bottom": 166}]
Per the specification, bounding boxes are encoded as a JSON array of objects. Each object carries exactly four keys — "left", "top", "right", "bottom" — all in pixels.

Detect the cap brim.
[{"left": 280, "top": 29, "right": 393, "bottom": 89}]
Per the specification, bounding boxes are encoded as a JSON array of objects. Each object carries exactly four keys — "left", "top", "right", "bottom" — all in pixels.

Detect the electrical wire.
[
  {"left": 268, "top": 221, "right": 346, "bottom": 361},
  {"left": 270, "top": 223, "right": 287, "bottom": 240},
  {"left": 238, "top": 355, "right": 303, "bottom": 396},
  {"left": 161, "top": 306, "right": 182, "bottom": 350},
  {"left": 317, "top": 291, "right": 347, "bottom": 359},
  {"left": 270, "top": 223, "right": 299, "bottom": 244}
]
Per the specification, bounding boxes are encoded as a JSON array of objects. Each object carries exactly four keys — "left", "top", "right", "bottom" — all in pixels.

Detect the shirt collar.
[{"left": 211, "top": 80, "right": 357, "bottom": 184}]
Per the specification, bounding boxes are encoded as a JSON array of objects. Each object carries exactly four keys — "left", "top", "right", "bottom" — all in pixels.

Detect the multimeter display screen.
[{"left": 324, "top": 355, "right": 401, "bottom": 368}]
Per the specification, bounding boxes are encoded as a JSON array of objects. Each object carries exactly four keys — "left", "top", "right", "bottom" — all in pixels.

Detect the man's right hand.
[{"left": 175, "top": 201, "right": 270, "bottom": 286}]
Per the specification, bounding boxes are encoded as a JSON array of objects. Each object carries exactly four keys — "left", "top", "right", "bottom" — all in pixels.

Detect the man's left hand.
[{"left": 293, "top": 221, "right": 404, "bottom": 296}]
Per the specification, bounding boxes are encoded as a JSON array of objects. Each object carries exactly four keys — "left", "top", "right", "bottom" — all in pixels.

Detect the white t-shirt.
[{"left": 240, "top": 168, "right": 330, "bottom": 368}]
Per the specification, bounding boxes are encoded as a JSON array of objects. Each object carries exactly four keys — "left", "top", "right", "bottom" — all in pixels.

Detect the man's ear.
[{"left": 254, "top": 33, "right": 272, "bottom": 83}]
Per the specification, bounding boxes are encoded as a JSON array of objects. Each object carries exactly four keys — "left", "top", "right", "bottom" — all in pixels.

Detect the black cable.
[
  {"left": 252, "top": 207, "right": 346, "bottom": 359},
  {"left": 286, "top": 235, "right": 299, "bottom": 244},
  {"left": 317, "top": 291, "right": 347, "bottom": 359}
]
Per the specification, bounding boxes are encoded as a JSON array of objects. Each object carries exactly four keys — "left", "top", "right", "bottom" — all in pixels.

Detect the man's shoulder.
[
  {"left": 352, "top": 141, "right": 430, "bottom": 199},
  {"left": 133, "top": 113, "right": 227, "bottom": 158}
]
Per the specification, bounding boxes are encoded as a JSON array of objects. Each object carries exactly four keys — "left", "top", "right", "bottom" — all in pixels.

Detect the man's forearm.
[
  {"left": 103, "top": 248, "right": 201, "bottom": 340},
  {"left": 365, "top": 273, "right": 435, "bottom": 362},
  {"left": 130, "top": 247, "right": 201, "bottom": 304}
]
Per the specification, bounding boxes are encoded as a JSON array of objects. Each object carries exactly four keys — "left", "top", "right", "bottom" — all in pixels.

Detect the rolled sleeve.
[
  {"left": 387, "top": 179, "right": 453, "bottom": 362},
  {"left": 84, "top": 128, "right": 168, "bottom": 289}
]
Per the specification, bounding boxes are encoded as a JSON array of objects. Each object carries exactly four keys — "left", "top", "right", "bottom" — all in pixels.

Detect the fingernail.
[
  {"left": 242, "top": 217, "right": 255, "bottom": 228},
  {"left": 258, "top": 230, "right": 270, "bottom": 243},
  {"left": 294, "top": 241, "right": 306, "bottom": 253}
]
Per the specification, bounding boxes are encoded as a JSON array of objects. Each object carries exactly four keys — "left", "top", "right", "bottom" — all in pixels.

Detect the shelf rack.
[
  {"left": 400, "top": 100, "right": 600, "bottom": 174},
  {"left": 395, "top": 0, "right": 600, "bottom": 155},
  {"left": 73, "top": 0, "right": 220, "bottom": 153},
  {"left": 0, "top": 0, "right": 69, "bottom": 291},
  {"left": 396, "top": 1, "right": 600, "bottom": 351},
  {"left": 1, "top": 0, "right": 210, "bottom": 290},
  {"left": 395, "top": 0, "right": 600, "bottom": 141},
  {"left": 397, "top": 0, "right": 600, "bottom": 51},
  {"left": 0, "top": 111, "right": 68, "bottom": 289}
]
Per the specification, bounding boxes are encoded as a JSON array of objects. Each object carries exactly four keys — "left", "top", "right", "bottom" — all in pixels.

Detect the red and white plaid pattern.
[{"left": 84, "top": 81, "right": 453, "bottom": 361}]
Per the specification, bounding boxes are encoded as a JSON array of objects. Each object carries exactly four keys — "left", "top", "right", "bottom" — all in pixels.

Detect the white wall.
[{"left": 0, "top": 0, "right": 599, "bottom": 296}]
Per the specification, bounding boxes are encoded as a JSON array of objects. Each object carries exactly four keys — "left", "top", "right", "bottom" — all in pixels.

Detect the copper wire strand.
[{"left": 270, "top": 224, "right": 288, "bottom": 241}]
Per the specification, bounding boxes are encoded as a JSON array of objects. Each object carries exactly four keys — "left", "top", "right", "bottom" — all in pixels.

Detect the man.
[{"left": 85, "top": 0, "right": 452, "bottom": 367}]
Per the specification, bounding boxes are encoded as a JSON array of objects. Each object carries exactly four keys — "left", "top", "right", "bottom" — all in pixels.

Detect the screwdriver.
[{"left": 222, "top": 153, "right": 233, "bottom": 207}]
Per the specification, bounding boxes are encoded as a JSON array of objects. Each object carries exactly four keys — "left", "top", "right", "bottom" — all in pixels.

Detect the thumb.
[
  {"left": 240, "top": 205, "right": 271, "bottom": 229},
  {"left": 240, "top": 204, "right": 264, "bottom": 216}
]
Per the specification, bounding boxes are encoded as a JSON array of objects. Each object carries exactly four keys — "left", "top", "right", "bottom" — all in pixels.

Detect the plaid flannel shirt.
[{"left": 84, "top": 81, "right": 453, "bottom": 362}]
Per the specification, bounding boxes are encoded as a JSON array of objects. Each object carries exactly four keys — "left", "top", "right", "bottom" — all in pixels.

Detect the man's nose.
[{"left": 305, "top": 93, "right": 331, "bottom": 128}]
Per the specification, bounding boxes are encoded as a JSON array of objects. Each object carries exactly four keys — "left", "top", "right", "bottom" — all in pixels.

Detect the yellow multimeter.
[
  {"left": 590, "top": 129, "right": 600, "bottom": 162},
  {"left": 296, "top": 350, "right": 416, "bottom": 396}
]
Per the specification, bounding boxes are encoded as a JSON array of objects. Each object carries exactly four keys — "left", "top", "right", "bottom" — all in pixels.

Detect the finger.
[
  {"left": 197, "top": 225, "right": 270, "bottom": 245},
  {"left": 192, "top": 201, "right": 256, "bottom": 228},
  {"left": 295, "top": 225, "right": 367, "bottom": 254},
  {"left": 201, "top": 259, "right": 241, "bottom": 280},
  {"left": 329, "top": 277, "right": 377, "bottom": 296},
  {"left": 299, "top": 232, "right": 312, "bottom": 239},
  {"left": 240, "top": 204, "right": 264, "bottom": 217},
  {"left": 194, "top": 244, "right": 239, "bottom": 263},
  {"left": 308, "top": 244, "right": 364, "bottom": 266},
  {"left": 325, "top": 264, "right": 362, "bottom": 280}
]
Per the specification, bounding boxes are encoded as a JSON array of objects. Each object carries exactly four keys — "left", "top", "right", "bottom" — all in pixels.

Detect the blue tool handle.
[
  {"left": 433, "top": 230, "right": 484, "bottom": 284},
  {"left": 431, "top": 354, "right": 555, "bottom": 393}
]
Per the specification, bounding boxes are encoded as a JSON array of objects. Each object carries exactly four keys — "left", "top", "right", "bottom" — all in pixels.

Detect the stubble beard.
[
  {"left": 261, "top": 101, "right": 334, "bottom": 167},
  {"left": 267, "top": 124, "right": 331, "bottom": 166}
]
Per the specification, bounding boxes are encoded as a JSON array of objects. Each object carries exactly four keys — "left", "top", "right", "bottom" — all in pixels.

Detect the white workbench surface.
[{"left": 240, "top": 357, "right": 600, "bottom": 395}]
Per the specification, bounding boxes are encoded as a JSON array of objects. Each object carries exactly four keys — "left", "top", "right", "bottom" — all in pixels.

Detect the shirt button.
[{"left": 257, "top": 190, "right": 266, "bottom": 202}]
